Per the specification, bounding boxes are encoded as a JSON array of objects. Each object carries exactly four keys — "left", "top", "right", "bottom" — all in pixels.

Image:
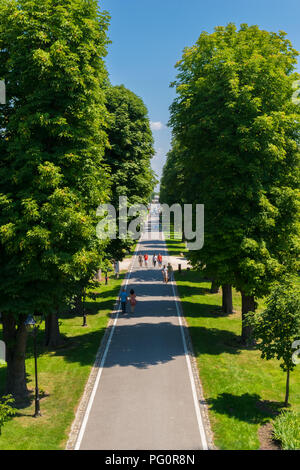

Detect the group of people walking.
[
  {"left": 138, "top": 253, "right": 163, "bottom": 268},
  {"left": 119, "top": 254, "right": 174, "bottom": 315}
]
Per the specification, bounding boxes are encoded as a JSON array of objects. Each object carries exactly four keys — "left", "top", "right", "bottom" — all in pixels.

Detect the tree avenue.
[
  {"left": 164, "top": 23, "right": 300, "bottom": 343},
  {"left": 0, "top": 0, "right": 156, "bottom": 399}
]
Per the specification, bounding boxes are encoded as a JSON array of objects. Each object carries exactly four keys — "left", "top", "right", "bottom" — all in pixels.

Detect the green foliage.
[
  {"left": 0, "top": 0, "right": 110, "bottom": 317},
  {"left": 0, "top": 0, "right": 112, "bottom": 395},
  {"left": 104, "top": 85, "right": 157, "bottom": 260},
  {"left": 160, "top": 140, "right": 187, "bottom": 206},
  {"left": 246, "top": 278, "right": 300, "bottom": 372},
  {"left": 273, "top": 410, "right": 300, "bottom": 450},
  {"left": 0, "top": 395, "right": 16, "bottom": 435}
]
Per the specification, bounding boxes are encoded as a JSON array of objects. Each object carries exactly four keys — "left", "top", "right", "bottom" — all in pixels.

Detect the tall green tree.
[
  {"left": 160, "top": 139, "right": 186, "bottom": 207},
  {"left": 0, "top": 0, "right": 110, "bottom": 396},
  {"left": 169, "top": 23, "right": 300, "bottom": 342},
  {"left": 104, "top": 85, "right": 156, "bottom": 260},
  {"left": 246, "top": 278, "right": 300, "bottom": 406}
]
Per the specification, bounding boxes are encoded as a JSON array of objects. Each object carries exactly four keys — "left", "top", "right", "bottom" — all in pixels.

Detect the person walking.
[
  {"left": 158, "top": 253, "right": 162, "bottom": 268},
  {"left": 114, "top": 260, "right": 120, "bottom": 279},
  {"left": 167, "top": 263, "right": 173, "bottom": 282},
  {"left": 152, "top": 254, "right": 157, "bottom": 267},
  {"left": 119, "top": 288, "right": 128, "bottom": 314},
  {"left": 138, "top": 254, "right": 143, "bottom": 268},
  {"left": 129, "top": 289, "right": 137, "bottom": 314},
  {"left": 162, "top": 265, "right": 168, "bottom": 284},
  {"left": 144, "top": 253, "right": 148, "bottom": 267}
]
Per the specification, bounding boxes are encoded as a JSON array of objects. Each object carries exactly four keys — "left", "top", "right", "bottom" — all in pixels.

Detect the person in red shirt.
[
  {"left": 144, "top": 253, "right": 148, "bottom": 267},
  {"left": 157, "top": 253, "right": 162, "bottom": 268}
]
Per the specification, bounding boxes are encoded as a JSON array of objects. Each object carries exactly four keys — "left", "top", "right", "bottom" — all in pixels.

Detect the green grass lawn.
[
  {"left": 174, "top": 268, "right": 300, "bottom": 450},
  {"left": 164, "top": 239, "right": 187, "bottom": 257},
  {"left": 162, "top": 221, "right": 187, "bottom": 257},
  {"left": 0, "top": 274, "right": 124, "bottom": 450}
]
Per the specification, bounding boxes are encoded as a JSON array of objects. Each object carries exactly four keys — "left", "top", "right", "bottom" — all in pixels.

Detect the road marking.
[
  {"left": 74, "top": 242, "right": 140, "bottom": 450},
  {"left": 74, "top": 213, "right": 208, "bottom": 450},
  {"left": 165, "top": 236, "right": 209, "bottom": 450}
]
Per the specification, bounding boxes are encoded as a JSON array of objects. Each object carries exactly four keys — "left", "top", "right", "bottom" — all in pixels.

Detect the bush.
[
  {"left": 273, "top": 411, "right": 300, "bottom": 450},
  {"left": 0, "top": 395, "right": 16, "bottom": 435}
]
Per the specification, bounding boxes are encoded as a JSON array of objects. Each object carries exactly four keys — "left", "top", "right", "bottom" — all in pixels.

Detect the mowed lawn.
[
  {"left": 0, "top": 274, "right": 124, "bottom": 450},
  {"left": 173, "top": 267, "right": 300, "bottom": 450}
]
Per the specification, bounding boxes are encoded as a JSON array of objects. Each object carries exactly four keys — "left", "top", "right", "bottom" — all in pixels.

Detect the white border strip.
[
  {"left": 170, "top": 280, "right": 208, "bottom": 450},
  {"left": 74, "top": 242, "right": 140, "bottom": 450},
  {"left": 164, "top": 234, "right": 208, "bottom": 450}
]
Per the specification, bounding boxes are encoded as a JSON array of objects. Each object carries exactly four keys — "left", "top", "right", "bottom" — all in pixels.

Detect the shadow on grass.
[
  {"left": 181, "top": 301, "right": 232, "bottom": 318},
  {"left": 0, "top": 370, "right": 46, "bottom": 411},
  {"left": 207, "top": 393, "right": 284, "bottom": 424},
  {"left": 175, "top": 285, "right": 213, "bottom": 297},
  {"left": 189, "top": 326, "right": 242, "bottom": 355}
]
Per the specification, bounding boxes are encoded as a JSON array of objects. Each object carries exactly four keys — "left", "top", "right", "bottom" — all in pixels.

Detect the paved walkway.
[{"left": 74, "top": 212, "right": 208, "bottom": 450}]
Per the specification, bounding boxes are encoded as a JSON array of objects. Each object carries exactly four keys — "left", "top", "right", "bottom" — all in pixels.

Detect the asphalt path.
[{"left": 76, "top": 212, "right": 208, "bottom": 450}]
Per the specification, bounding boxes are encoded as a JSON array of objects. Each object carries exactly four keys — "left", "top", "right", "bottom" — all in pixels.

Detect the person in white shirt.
[{"left": 162, "top": 265, "right": 168, "bottom": 284}]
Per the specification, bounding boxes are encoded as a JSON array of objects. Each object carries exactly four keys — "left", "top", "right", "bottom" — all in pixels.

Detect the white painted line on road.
[
  {"left": 74, "top": 241, "right": 140, "bottom": 450},
  {"left": 170, "top": 279, "right": 209, "bottom": 450}
]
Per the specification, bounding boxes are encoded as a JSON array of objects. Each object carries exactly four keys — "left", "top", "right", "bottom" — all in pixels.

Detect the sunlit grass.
[{"left": 174, "top": 269, "right": 300, "bottom": 450}]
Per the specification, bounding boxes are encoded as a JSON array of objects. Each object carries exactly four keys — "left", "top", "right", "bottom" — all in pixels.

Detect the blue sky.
[{"left": 100, "top": 0, "right": 300, "bottom": 185}]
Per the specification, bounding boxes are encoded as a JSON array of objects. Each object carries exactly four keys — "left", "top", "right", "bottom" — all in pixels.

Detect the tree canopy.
[
  {"left": 104, "top": 84, "right": 156, "bottom": 260},
  {"left": 0, "top": 0, "right": 111, "bottom": 395},
  {"left": 165, "top": 23, "right": 300, "bottom": 342},
  {"left": 246, "top": 278, "right": 300, "bottom": 405}
]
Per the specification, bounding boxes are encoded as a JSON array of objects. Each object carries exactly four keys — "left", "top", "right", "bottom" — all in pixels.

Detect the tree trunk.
[
  {"left": 284, "top": 369, "right": 290, "bottom": 407},
  {"left": 45, "top": 312, "right": 64, "bottom": 348},
  {"left": 222, "top": 285, "right": 233, "bottom": 314},
  {"left": 241, "top": 292, "right": 256, "bottom": 345},
  {"left": 73, "top": 293, "right": 83, "bottom": 315},
  {"left": 2, "top": 313, "right": 29, "bottom": 398},
  {"left": 210, "top": 279, "right": 220, "bottom": 294}
]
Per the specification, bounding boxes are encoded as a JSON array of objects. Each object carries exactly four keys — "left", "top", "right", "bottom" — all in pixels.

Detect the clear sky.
[{"left": 100, "top": 0, "right": 300, "bottom": 185}]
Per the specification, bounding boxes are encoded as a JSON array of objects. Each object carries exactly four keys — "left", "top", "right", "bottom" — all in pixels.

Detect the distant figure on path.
[
  {"left": 162, "top": 265, "right": 168, "bottom": 284},
  {"left": 119, "top": 288, "right": 128, "bottom": 314},
  {"left": 138, "top": 255, "right": 143, "bottom": 268},
  {"left": 152, "top": 254, "right": 157, "bottom": 267},
  {"left": 129, "top": 289, "right": 137, "bottom": 314},
  {"left": 144, "top": 254, "right": 148, "bottom": 267}
]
